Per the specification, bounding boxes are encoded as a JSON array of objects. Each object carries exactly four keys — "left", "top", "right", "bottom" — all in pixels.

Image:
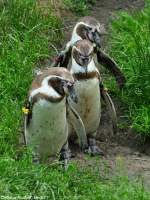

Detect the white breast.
[
  {"left": 71, "top": 58, "right": 99, "bottom": 74},
  {"left": 26, "top": 98, "right": 68, "bottom": 161},
  {"left": 71, "top": 78, "right": 101, "bottom": 135}
]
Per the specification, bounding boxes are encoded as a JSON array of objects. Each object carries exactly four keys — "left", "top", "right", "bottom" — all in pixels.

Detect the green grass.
[
  {"left": 108, "top": 0, "right": 150, "bottom": 135},
  {"left": 0, "top": 155, "right": 149, "bottom": 199},
  {"left": 0, "top": 0, "right": 63, "bottom": 155},
  {"left": 0, "top": 0, "right": 149, "bottom": 199},
  {"left": 63, "top": 0, "right": 96, "bottom": 16}
]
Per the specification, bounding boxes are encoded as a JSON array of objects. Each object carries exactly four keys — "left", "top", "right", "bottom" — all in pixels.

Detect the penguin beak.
[
  {"left": 81, "top": 56, "right": 90, "bottom": 67},
  {"left": 93, "top": 32, "right": 101, "bottom": 48}
]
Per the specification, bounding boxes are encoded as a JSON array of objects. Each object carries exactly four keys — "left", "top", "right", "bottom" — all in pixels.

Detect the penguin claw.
[
  {"left": 60, "top": 149, "right": 71, "bottom": 170},
  {"left": 85, "top": 138, "right": 104, "bottom": 156},
  {"left": 88, "top": 145, "right": 104, "bottom": 156},
  {"left": 84, "top": 145, "right": 104, "bottom": 156}
]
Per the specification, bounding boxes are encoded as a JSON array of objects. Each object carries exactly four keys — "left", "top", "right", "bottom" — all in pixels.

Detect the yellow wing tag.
[
  {"left": 22, "top": 107, "right": 29, "bottom": 115},
  {"left": 104, "top": 87, "right": 108, "bottom": 92}
]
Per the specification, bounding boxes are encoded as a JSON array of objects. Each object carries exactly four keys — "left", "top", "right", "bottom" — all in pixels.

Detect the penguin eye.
[
  {"left": 67, "top": 83, "right": 74, "bottom": 91},
  {"left": 93, "top": 29, "right": 97, "bottom": 34},
  {"left": 88, "top": 27, "right": 92, "bottom": 31}
]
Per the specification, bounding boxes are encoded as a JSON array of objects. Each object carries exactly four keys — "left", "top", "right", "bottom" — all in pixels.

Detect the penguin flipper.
[
  {"left": 22, "top": 100, "right": 32, "bottom": 146},
  {"left": 96, "top": 49, "right": 126, "bottom": 89},
  {"left": 60, "top": 47, "right": 72, "bottom": 67},
  {"left": 23, "top": 113, "right": 28, "bottom": 146},
  {"left": 67, "top": 97, "right": 88, "bottom": 150},
  {"left": 101, "top": 89, "right": 117, "bottom": 134},
  {"left": 59, "top": 44, "right": 72, "bottom": 67}
]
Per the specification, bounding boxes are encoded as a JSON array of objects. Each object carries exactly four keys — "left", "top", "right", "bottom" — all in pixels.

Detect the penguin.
[
  {"left": 23, "top": 67, "right": 87, "bottom": 168},
  {"left": 69, "top": 39, "right": 104, "bottom": 155},
  {"left": 57, "top": 16, "right": 126, "bottom": 89}
]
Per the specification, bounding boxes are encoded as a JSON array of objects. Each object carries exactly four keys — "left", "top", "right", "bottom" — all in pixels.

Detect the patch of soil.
[{"left": 90, "top": 0, "right": 144, "bottom": 25}]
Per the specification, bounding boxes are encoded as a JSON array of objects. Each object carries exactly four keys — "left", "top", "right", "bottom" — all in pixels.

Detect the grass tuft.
[
  {"left": 0, "top": 156, "right": 149, "bottom": 199},
  {"left": 108, "top": 1, "right": 150, "bottom": 135},
  {"left": 63, "top": 0, "right": 96, "bottom": 16}
]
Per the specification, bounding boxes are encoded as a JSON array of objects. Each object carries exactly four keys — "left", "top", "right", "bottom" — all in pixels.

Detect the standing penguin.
[
  {"left": 69, "top": 40, "right": 105, "bottom": 155},
  {"left": 23, "top": 67, "right": 87, "bottom": 167},
  {"left": 56, "top": 16, "right": 125, "bottom": 89}
]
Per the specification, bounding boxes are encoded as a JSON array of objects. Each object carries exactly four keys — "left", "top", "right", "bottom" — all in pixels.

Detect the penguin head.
[
  {"left": 72, "top": 39, "right": 94, "bottom": 71},
  {"left": 29, "top": 68, "right": 78, "bottom": 104},
  {"left": 49, "top": 76, "right": 78, "bottom": 103},
  {"left": 76, "top": 17, "right": 106, "bottom": 48}
]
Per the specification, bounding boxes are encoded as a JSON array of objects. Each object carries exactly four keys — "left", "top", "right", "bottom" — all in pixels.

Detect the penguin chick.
[
  {"left": 24, "top": 67, "right": 87, "bottom": 167},
  {"left": 69, "top": 40, "right": 103, "bottom": 156},
  {"left": 59, "top": 16, "right": 125, "bottom": 89}
]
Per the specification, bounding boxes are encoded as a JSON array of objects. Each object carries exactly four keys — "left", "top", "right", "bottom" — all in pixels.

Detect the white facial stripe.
[
  {"left": 97, "top": 24, "right": 100, "bottom": 31},
  {"left": 30, "top": 75, "right": 63, "bottom": 101},
  {"left": 88, "top": 46, "right": 94, "bottom": 55},
  {"left": 71, "top": 58, "right": 99, "bottom": 74},
  {"left": 74, "top": 22, "right": 91, "bottom": 28},
  {"left": 41, "top": 75, "right": 62, "bottom": 86},
  {"left": 73, "top": 46, "right": 82, "bottom": 54},
  {"left": 71, "top": 22, "right": 92, "bottom": 45}
]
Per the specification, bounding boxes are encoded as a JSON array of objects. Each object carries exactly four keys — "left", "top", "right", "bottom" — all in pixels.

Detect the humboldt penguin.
[
  {"left": 23, "top": 67, "right": 87, "bottom": 168},
  {"left": 69, "top": 40, "right": 104, "bottom": 155},
  {"left": 57, "top": 16, "right": 125, "bottom": 89}
]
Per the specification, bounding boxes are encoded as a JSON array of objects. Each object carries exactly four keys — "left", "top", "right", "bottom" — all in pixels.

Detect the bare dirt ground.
[
  {"left": 59, "top": 0, "right": 150, "bottom": 189},
  {"left": 39, "top": 0, "right": 150, "bottom": 189}
]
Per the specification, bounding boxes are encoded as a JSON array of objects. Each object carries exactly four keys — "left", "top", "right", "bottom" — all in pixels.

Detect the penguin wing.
[
  {"left": 67, "top": 97, "right": 88, "bottom": 150},
  {"left": 96, "top": 49, "right": 126, "bottom": 89},
  {"left": 23, "top": 100, "right": 32, "bottom": 145},
  {"left": 23, "top": 114, "right": 28, "bottom": 146},
  {"left": 60, "top": 45, "right": 72, "bottom": 68},
  {"left": 50, "top": 42, "right": 72, "bottom": 68},
  {"left": 101, "top": 89, "right": 117, "bottom": 134}
]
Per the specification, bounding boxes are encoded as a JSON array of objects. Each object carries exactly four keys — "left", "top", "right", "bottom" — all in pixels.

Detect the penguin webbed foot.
[
  {"left": 60, "top": 147, "right": 71, "bottom": 170},
  {"left": 88, "top": 145, "right": 104, "bottom": 156},
  {"left": 81, "top": 144, "right": 89, "bottom": 154},
  {"left": 86, "top": 138, "right": 104, "bottom": 156}
]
